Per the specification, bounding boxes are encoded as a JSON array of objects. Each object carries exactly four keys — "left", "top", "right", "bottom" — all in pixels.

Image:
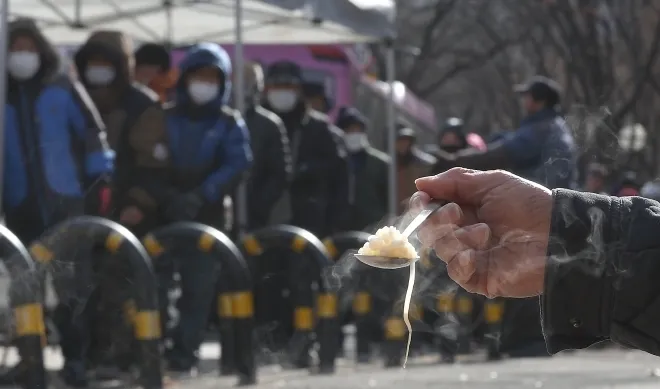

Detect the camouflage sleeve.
[{"left": 125, "top": 105, "right": 173, "bottom": 210}]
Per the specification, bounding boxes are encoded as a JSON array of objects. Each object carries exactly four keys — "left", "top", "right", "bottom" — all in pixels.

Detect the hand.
[
  {"left": 119, "top": 206, "right": 144, "bottom": 225},
  {"left": 413, "top": 167, "right": 553, "bottom": 298}
]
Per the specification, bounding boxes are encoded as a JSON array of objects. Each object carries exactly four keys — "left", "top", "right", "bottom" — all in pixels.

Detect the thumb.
[{"left": 415, "top": 168, "right": 501, "bottom": 206}]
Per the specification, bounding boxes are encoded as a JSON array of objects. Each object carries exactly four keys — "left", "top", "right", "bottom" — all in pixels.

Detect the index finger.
[{"left": 414, "top": 167, "right": 502, "bottom": 206}]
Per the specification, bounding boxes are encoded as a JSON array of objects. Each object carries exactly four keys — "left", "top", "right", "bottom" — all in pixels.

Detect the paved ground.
[
  {"left": 0, "top": 272, "right": 659, "bottom": 388},
  {"left": 162, "top": 349, "right": 660, "bottom": 389},
  {"left": 0, "top": 338, "right": 654, "bottom": 388}
]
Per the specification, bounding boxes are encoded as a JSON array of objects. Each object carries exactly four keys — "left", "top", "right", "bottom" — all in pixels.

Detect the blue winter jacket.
[
  {"left": 165, "top": 43, "right": 251, "bottom": 224},
  {"left": 503, "top": 108, "right": 578, "bottom": 189},
  {"left": 4, "top": 18, "right": 114, "bottom": 234}
]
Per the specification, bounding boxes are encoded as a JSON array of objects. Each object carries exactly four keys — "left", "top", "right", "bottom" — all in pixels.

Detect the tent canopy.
[
  {"left": 9, "top": 0, "right": 383, "bottom": 45},
  {"left": 264, "top": 0, "right": 395, "bottom": 39}
]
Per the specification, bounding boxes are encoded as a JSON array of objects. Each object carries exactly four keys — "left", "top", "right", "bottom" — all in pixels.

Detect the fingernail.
[
  {"left": 469, "top": 223, "right": 490, "bottom": 235},
  {"left": 470, "top": 223, "right": 491, "bottom": 245},
  {"left": 444, "top": 202, "right": 461, "bottom": 221},
  {"left": 417, "top": 173, "right": 442, "bottom": 183}
]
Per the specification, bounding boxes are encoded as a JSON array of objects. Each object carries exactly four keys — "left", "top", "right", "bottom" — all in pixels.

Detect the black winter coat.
[{"left": 543, "top": 189, "right": 660, "bottom": 355}]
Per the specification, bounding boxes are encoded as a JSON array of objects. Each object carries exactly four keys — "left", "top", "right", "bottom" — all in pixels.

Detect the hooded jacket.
[
  {"left": 4, "top": 19, "right": 114, "bottom": 242},
  {"left": 164, "top": 43, "right": 252, "bottom": 227},
  {"left": 74, "top": 30, "right": 173, "bottom": 226}
]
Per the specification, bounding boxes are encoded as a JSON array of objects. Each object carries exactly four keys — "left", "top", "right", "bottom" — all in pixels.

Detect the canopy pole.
[
  {"left": 0, "top": 0, "right": 8, "bottom": 217},
  {"left": 234, "top": 0, "right": 248, "bottom": 237},
  {"left": 385, "top": 42, "right": 397, "bottom": 221}
]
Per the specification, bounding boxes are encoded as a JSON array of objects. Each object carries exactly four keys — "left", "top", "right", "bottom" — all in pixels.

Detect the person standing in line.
[
  {"left": 335, "top": 106, "right": 389, "bottom": 231},
  {"left": 262, "top": 60, "right": 351, "bottom": 237},
  {"left": 74, "top": 29, "right": 175, "bottom": 375},
  {"left": 159, "top": 42, "right": 252, "bottom": 375},
  {"left": 236, "top": 61, "right": 291, "bottom": 230},
  {"left": 3, "top": 19, "right": 114, "bottom": 387}
]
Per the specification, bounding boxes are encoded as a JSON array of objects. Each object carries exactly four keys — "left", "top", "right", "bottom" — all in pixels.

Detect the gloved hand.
[{"left": 165, "top": 191, "right": 204, "bottom": 221}]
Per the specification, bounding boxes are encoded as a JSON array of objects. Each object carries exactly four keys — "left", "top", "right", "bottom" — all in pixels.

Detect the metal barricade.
[
  {"left": 420, "top": 248, "right": 460, "bottom": 362},
  {"left": 0, "top": 225, "right": 45, "bottom": 389},
  {"left": 455, "top": 291, "right": 474, "bottom": 354},
  {"left": 241, "top": 225, "right": 337, "bottom": 374},
  {"left": 29, "top": 216, "right": 162, "bottom": 389},
  {"left": 142, "top": 222, "right": 256, "bottom": 385},
  {"left": 322, "top": 231, "right": 371, "bottom": 362},
  {"left": 484, "top": 298, "right": 504, "bottom": 360}
]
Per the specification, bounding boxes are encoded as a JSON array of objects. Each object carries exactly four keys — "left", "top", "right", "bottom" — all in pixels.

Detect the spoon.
[{"left": 354, "top": 200, "right": 446, "bottom": 269}]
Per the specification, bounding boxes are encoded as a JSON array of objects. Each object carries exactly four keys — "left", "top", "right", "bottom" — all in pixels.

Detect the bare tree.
[
  {"left": 390, "top": 0, "right": 660, "bottom": 174},
  {"left": 395, "top": 0, "right": 530, "bottom": 98}
]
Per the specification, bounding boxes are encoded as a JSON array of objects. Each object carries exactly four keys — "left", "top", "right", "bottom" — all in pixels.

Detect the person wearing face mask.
[
  {"left": 3, "top": 19, "right": 114, "bottom": 387},
  {"left": 74, "top": 30, "right": 173, "bottom": 235},
  {"left": 73, "top": 30, "right": 174, "bottom": 374},
  {"left": 335, "top": 107, "right": 389, "bottom": 231},
  {"left": 262, "top": 61, "right": 351, "bottom": 237},
  {"left": 158, "top": 43, "right": 252, "bottom": 376},
  {"left": 236, "top": 61, "right": 291, "bottom": 230}
]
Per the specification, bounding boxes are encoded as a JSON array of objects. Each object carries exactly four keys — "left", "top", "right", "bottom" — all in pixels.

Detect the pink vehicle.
[
  {"left": 172, "top": 45, "right": 352, "bottom": 119},
  {"left": 172, "top": 44, "right": 437, "bottom": 144}
]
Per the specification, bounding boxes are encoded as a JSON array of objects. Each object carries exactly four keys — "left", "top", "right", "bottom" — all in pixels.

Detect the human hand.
[
  {"left": 119, "top": 206, "right": 144, "bottom": 225},
  {"left": 413, "top": 168, "right": 553, "bottom": 298}
]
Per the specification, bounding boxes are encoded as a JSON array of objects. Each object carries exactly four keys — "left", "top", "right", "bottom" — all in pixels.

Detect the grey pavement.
[
  {"left": 0, "top": 273, "right": 658, "bottom": 388},
  {"left": 0, "top": 342, "right": 655, "bottom": 389},
  {"left": 166, "top": 348, "right": 660, "bottom": 389}
]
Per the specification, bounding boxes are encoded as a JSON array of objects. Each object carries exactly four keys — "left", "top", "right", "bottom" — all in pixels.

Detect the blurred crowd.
[{"left": 4, "top": 16, "right": 656, "bottom": 387}]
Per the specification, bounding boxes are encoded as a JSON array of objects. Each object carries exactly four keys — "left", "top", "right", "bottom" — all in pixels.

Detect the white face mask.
[
  {"left": 267, "top": 90, "right": 298, "bottom": 112},
  {"left": 8, "top": 52, "right": 40, "bottom": 81},
  {"left": 345, "top": 133, "right": 367, "bottom": 152},
  {"left": 188, "top": 82, "right": 219, "bottom": 105},
  {"left": 85, "top": 66, "right": 115, "bottom": 86}
]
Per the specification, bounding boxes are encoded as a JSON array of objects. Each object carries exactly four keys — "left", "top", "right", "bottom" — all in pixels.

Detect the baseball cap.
[
  {"left": 266, "top": 60, "right": 303, "bottom": 85},
  {"left": 514, "top": 75, "right": 561, "bottom": 106}
]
